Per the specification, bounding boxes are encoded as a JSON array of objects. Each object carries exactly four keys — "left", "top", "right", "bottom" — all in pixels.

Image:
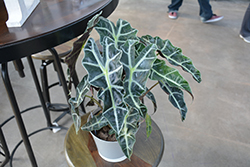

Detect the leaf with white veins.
[
  {"left": 82, "top": 37, "right": 128, "bottom": 134},
  {"left": 95, "top": 17, "right": 139, "bottom": 48},
  {"left": 120, "top": 39, "right": 157, "bottom": 118},
  {"left": 150, "top": 59, "right": 193, "bottom": 97},
  {"left": 140, "top": 35, "right": 201, "bottom": 83},
  {"left": 68, "top": 75, "right": 90, "bottom": 133},
  {"left": 81, "top": 114, "right": 109, "bottom": 131},
  {"left": 116, "top": 108, "right": 140, "bottom": 160},
  {"left": 159, "top": 81, "right": 187, "bottom": 121}
]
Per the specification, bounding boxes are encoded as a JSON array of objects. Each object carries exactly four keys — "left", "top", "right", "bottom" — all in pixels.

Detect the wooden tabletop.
[
  {"left": 0, "top": 0, "right": 118, "bottom": 63},
  {"left": 64, "top": 113, "right": 164, "bottom": 167}
]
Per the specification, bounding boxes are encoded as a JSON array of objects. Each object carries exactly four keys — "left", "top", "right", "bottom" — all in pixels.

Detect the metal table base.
[{"left": 1, "top": 56, "right": 53, "bottom": 167}]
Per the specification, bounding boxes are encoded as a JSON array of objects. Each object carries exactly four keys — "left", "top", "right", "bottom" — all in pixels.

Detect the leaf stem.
[
  {"left": 85, "top": 95, "right": 103, "bottom": 111},
  {"left": 140, "top": 82, "right": 159, "bottom": 100}
]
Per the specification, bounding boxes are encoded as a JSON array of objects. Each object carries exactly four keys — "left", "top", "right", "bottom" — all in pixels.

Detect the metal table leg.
[
  {"left": 26, "top": 56, "right": 53, "bottom": 127},
  {"left": 1, "top": 57, "right": 53, "bottom": 166},
  {"left": 49, "top": 48, "right": 70, "bottom": 103},
  {"left": 0, "top": 126, "right": 10, "bottom": 167},
  {"left": 49, "top": 48, "right": 86, "bottom": 113},
  {"left": 1, "top": 62, "right": 38, "bottom": 167}
]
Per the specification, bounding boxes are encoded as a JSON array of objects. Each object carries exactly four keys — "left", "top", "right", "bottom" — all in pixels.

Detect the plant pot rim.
[
  {"left": 90, "top": 130, "right": 118, "bottom": 144},
  {"left": 87, "top": 113, "right": 118, "bottom": 143}
]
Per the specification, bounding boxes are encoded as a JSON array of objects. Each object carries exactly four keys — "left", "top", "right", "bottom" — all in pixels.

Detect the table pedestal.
[{"left": 1, "top": 57, "right": 53, "bottom": 167}]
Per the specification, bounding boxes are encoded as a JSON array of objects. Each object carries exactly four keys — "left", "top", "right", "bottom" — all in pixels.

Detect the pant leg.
[
  {"left": 168, "top": 0, "right": 183, "bottom": 12},
  {"left": 240, "top": 3, "right": 250, "bottom": 37},
  {"left": 197, "top": 0, "right": 213, "bottom": 20}
]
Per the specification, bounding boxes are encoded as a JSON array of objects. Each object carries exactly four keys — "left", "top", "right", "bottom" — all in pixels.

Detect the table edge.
[{"left": 0, "top": 0, "right": 119, "bottom": 63}]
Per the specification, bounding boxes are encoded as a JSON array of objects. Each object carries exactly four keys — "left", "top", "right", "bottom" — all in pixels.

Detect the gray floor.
[{"left": 1, "top": 0, "right": 250, "bottom": 166}]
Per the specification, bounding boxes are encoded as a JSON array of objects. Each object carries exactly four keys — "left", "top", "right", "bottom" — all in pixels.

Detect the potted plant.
[{"left": 66, "top": 12, "right": 201, "bottom": 162}]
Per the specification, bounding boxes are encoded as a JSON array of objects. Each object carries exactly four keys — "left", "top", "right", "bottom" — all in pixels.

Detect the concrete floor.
[{"left": 1, "top": 0, "right": 250, "bottom": 166}]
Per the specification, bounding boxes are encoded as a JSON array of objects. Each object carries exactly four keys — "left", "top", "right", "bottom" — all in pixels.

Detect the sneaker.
[
  {"left": 169, "top": 11, "right": 178, "bottom": 19},
  {"left": 239, "top": 34, "right": 250, "bottom": 43},
  {"left": 202, "top": 14, "right": 223, "bottom": 23}
]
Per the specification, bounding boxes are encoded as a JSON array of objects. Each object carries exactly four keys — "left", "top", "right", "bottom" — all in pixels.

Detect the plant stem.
[
  {"left": 139, "top": 82, "right": 159, "bottom": 100},
  {"left": 85, "top": 95, "right": 103, "bottom": 111}
]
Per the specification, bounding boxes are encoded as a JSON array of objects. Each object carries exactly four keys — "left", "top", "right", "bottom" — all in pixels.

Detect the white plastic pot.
[
  {"left": 87, "top": 113, "right": 126, "bottom": 162},
  {"left": 89, "top": 131, "right": 127, "bottom": 162}
]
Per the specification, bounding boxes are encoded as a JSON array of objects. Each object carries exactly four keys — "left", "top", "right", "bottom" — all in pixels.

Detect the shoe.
[
  {"left": 202, "top": 14, "right": 223, "bottom": 23},
  {"left": 239, "top": 34, "right": 250, "bottom": 43},
  {"left": 168, "top": 11, "right": 178, "bottom": 19}
]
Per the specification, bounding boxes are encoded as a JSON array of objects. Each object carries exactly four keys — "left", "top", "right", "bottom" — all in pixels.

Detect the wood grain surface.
[
  {"left": 0, "top": 0, "right": 118, "bottom": 63},
  {"left": 64, "top": 113, "right": 164, "bottom": 167},
  {"left": 87, "top": 133, "right": 152, "bottom": 167}
]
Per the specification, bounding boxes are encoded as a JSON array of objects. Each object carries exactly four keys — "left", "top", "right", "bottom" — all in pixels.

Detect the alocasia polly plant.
[{"left": 68, "top": 13, "right": 201, "bottom": 160}]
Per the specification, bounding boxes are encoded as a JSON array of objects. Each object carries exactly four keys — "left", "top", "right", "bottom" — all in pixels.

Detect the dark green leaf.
[
  {"left": 116, "top": 108, "right": 140, "bottom": 160},
  {"left": 140, "top": 35, "right": 201, "bottom": 83},
  {"left": 120, "top": 39, "right": 157, "bottom": 117},
  {"left": 65, "top": 12, "right": 102, "bottom": 87},
  {"left": 95, "top": 17, "right": 138, "bottom": 48},
  {"left": 150, "top": 59, "right": 193, "bottom": 98},
  {"left": 159, "top": 81, "right": 187, "bottom": 121},
  {"left": 82, "top": 37, "right": 127, "bottom": 134},
  {"left": 68, "top": 75, "right": 90, "bottom": 133},
  {"left": 81, "top": 114, "right": 109, "bottom": 131}
]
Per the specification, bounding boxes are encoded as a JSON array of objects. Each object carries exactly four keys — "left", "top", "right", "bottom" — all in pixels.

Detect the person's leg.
[
  {"left": 240, "top": 3, "right": 250, "bottom": 39},
  {"left": 197, "top": 0, "right": 213, "bottom": 21},
  {"left": 168, "top": 0, "right": 183, "bottom": 12},
  {"left": 168, "top": 0, "right": 183, "bottom": 19},
  {"left": 198, "top": 0, "right": 223, "bottom": 23}
]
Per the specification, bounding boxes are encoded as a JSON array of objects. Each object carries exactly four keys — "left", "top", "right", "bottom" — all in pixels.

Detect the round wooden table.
[
  {"left": 64, "top": 113, "right": 164, "bottom": 167},
  {"left": 0, "top": 0, "right": 118, "bottom": 166},
  {"left": 0, "top": 0, "right": 118, "bottom": 63}
]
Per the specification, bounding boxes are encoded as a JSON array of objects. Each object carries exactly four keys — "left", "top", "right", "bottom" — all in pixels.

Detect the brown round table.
[
  {"left": 64, "top": 113, "right": 164, "bottom": 167},
  {"left": 0, "top": 0, "right": 118, "bottom": 63},
  {"left": 0, "top": 0, "right": 118, "bottom": 166}
]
